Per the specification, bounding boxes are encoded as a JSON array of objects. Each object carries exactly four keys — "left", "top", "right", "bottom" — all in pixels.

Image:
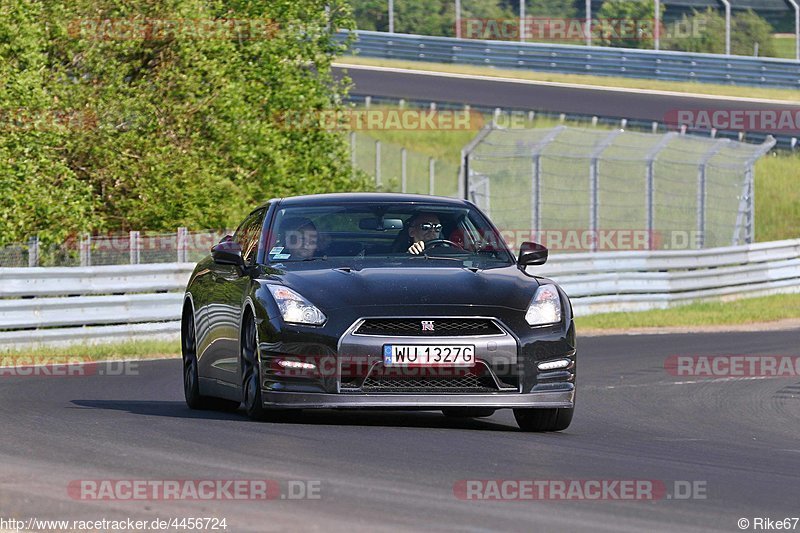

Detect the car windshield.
[{"left": 265, "top": 203, "right": 515, "bottom": 269}]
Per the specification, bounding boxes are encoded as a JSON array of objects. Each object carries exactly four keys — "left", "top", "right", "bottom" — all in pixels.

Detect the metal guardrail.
[
  {"left": 341, "top": 30, "right": 800, "bottom": 89},
  {"left": 0, "top": 263, "right": 193, "bottom": 348},
  {"left": 538, "top": 239, "right": 800, "bottom": 315},
  {"left": 2, "top": 239, "right": 799, "bottom": 348}
]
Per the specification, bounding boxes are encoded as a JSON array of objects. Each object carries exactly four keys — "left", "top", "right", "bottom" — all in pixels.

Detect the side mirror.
[
  {"left": 211, "top": 235, "right": 245, "bottom": 267},
  {"left": 518, "top": 241, "right": 548, "bottom": 267}
]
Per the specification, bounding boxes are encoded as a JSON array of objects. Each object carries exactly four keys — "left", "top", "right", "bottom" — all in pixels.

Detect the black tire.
[
  {"left": 442, "top": 407, "right": 496, "bottom": 418},
  {"left": 183, "top": 308, "right": 240, "bottom": 411},
  {"left": 240, "top": 313, "right": 292, "bottom": 421},
  {"left": 241, "top": 312, "right": 267, "bottom": 420},
  {"left": 513, "top": 407, "right": 573, "bottom": 432}
]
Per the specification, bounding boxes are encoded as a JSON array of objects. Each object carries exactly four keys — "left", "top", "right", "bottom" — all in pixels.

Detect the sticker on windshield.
[
  {"left": 269, "top": 246, "right": 284, "bottom": 256},
  {"left": 273, "top": 253, "right": 291, "bottom": 259}
]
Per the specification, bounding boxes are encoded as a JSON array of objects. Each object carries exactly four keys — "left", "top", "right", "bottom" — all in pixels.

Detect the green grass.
[
  {"left": 337, "top": 56, "right": 800, "bottom": 103},
  {"left": 773, "top": 35, "right": 798, "bottom": 60},
  {"left": 0, "top": 339, "right": 180, "bottom": 360},
  {"left": 576, "top": 292, "right": 800, "bottom": 330},
  {"left": 755, "top": 152, "right": 800, "bottom": 242}
]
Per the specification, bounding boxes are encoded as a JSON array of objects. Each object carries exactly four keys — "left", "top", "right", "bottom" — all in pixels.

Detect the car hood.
[{"left": 260, "top": 265, "right": 541, "bottom": 312}]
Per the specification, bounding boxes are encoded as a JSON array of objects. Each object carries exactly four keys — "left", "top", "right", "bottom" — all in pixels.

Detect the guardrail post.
[
  {"left": 130, "top": 230, "right": 140, "bottom": 264},
  {"left": 401, "top": 148, "right": 407, "bottom": 193},
  {"left": 696, "top": 140, "right": 729, "bottom": 248},
  {"left": 80, "top": 233, "right": 92, "bottom": 266},
  {"left": 645, "top": 132, "right": 677, "bottom": 249},
  {"left": 589, "top": 130, "right": 623, "bottom": 252},
  {"left": 27, "top": 236, "right": 39, "bottom": 267},
  {"left": 375, "top": 140, "right": 381, "bottom": 187}
]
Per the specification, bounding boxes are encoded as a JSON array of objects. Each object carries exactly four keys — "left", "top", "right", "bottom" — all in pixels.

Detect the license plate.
[{"left": 383, "top": 345, "right": 475, "bottom": 366}]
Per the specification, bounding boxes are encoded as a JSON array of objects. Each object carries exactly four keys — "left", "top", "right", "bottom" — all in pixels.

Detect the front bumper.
[
  {"left": 258, "top": 313, "right": 576, "bottom": 409},
  {"left": 261, "top": 386, "right": 574, "bottom": 409}
]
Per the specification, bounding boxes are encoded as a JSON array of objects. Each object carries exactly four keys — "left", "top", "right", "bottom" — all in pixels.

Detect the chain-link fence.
[
  {"left": 350, "top": 132, "right": 461, "bottom": 197},
  {"left": 0, "top": 229, "right": 229, "bottom": 267},
  {"left": 464, "top": 125, "right": 775, "bottom": 252}
]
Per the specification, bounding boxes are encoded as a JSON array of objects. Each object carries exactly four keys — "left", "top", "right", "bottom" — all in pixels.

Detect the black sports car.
[{"left": 182, "top": 193, "right": 576, "bottom": 431}]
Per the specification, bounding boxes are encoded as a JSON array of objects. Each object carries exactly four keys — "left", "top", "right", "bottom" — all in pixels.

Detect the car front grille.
[
  {"left": 354, "top": 318, "right": 502, "bottom": 337},
  {"left": 340, "top": 362, "right": 502, "bottom": 393}
]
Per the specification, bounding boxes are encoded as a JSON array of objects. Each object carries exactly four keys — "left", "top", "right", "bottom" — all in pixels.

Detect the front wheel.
[
  {"left": 241, "top": 314, "right": 292, "bottom": 421},
  {"left": 513, "top": 407, "right": 573, "bottom": 432}
]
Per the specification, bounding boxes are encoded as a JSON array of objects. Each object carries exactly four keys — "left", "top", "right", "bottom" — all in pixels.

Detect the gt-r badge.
[{"left": 421, "top": 320, "right": 435, "bottom": 331}]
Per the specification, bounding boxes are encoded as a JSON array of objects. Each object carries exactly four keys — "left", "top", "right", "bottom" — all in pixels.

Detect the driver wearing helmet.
[{"left": 406, "top": 212, "right": 443, "bottom": 255}]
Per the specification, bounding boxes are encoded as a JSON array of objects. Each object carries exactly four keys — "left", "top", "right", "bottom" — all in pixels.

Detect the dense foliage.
[
  {"left": 0, "top": 0, "right": 369, "bottom": 246},
  {"left": 662, "top": 8, "right": 775, "bottom": 56}
]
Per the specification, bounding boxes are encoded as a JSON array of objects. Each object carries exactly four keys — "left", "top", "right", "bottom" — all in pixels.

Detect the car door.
[{"left": 202, "top": 208, "right": 266, "bottom": 387}]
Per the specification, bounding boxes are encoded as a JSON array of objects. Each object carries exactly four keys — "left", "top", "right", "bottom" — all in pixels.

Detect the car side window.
[{"left": 234, "top": 209, "right": 266, "bottom": 265}]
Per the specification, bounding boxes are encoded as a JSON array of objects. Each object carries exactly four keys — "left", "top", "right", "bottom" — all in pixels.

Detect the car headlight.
[
  {"left": 267, "top": 285, "right": 326, "bottom": 326},
  {"left": 525, "top": 284, "right": 562, "bottom": 326}
]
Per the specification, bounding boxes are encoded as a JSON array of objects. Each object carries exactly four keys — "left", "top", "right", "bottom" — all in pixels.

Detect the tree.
[
  {"left": 596, "top": 0, "right": 662, "bottom": 49},
  {"left": 0, "top": 0, "right": 369, "bottom": 247},
  {"left": 663, "top": 8, "right": 775, "bottom": 56}
]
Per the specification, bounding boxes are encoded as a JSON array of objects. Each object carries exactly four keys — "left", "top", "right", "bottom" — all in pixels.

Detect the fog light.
[
  {"left": 537, "top": 359, "right": 571, "bottom": 371},
  {"left": 277, "top": 360, "right": 317, "bottom": 371}
]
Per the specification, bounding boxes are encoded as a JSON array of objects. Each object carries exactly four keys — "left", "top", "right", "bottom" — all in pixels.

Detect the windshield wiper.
[{"left": 408, "top": 254, "right": 463, "bottom": 262}]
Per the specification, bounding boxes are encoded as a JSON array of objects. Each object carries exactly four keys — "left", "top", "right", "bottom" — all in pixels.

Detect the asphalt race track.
[
  {"left": 334, "top": 64, "right": 800, "bottom": 131},
  {"left": 2, "top": 329, "right": 799, "bottom": 532}
]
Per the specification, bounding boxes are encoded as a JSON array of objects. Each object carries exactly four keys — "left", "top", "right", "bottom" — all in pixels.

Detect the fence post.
[
  {"left": 130, "top": 230, "right": 140, "bottom": 264},
  {"left": 589, "top": 130, "right": 623, "bottom": 251},
  {"left": 644, "top": 132, "right": 677, "bottom": 249},
  {"left": 80, "top": 233, "right": 92, "bottom": 266},
  {"left": 733, "top": 136, "right": 775, "bottom": 245},
  {"left": 350, "top": 131, "right": 356, "bottom": 180},
  {"left": 429, "top": 157, "right": 435, "bottom": 195},
  {"left": 401, "top": 147, "right": 407, "bottom": 193},
  {"left": 530, "top": 126, "right": 566, "bottom": 238},
  {"left": 27, "top": 236, "right": 39, "bottom": 267},
  {"left": 696, "top": 140, "right": 729, "bottom": 248},
  {"left": 460, "top": 124, "right": 494, "bottom": 200},
  {"left": 375, "top": 140, "right": 381, "bottom": 187},
  {"left": 177, "top": 227, "right": 187, "bottom": 263}
]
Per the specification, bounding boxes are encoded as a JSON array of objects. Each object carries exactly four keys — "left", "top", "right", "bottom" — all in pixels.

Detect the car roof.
[{"left": 263, "top": 192, "right": 471, "bottom": 208}]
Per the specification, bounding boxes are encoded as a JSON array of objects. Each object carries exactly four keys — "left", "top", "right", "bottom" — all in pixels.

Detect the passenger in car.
[{"left": 279, "top": 217, "right": 319, "bottom": 260}]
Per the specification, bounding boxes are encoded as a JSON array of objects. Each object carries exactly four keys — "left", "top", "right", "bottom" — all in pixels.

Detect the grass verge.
[
  {"left": 575, "top": 292, "right": 800, "bottom": 330},
  {"left": 337, "top": 56, "right": 800, "bottom": 103},
  {"left": 0, "top": 339, "right": 180, "bottom": 361}
]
